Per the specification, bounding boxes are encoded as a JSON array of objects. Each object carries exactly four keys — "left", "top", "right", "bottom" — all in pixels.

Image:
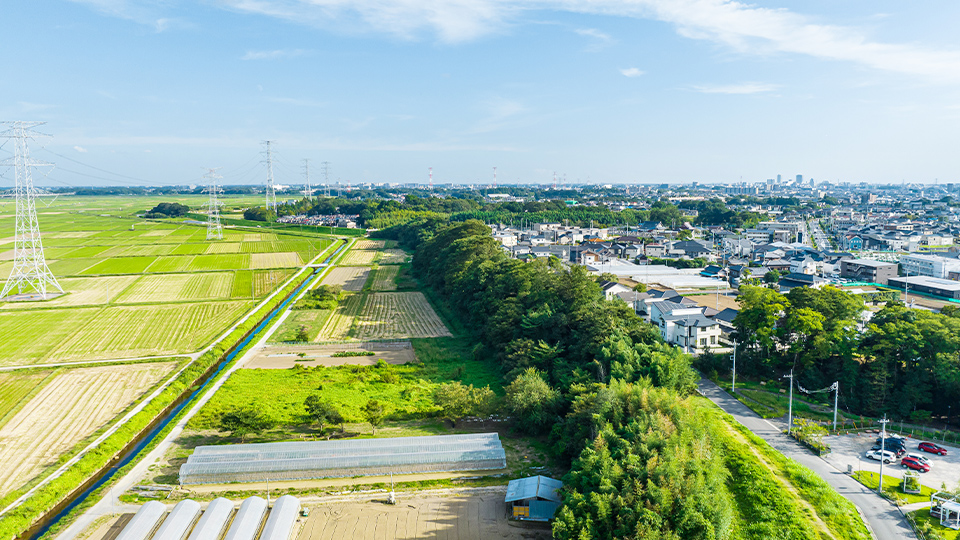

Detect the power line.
[{"left": 37, "top": 147, "right": 154, "bottom": 185}]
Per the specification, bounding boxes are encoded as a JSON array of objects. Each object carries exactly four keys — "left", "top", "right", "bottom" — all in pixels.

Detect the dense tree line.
[
  {"left": 675, "top": 198, "right": 767, "bottom": 228},
  {"left": 727, "top": 285, "right": 960, "bottom": 422}
]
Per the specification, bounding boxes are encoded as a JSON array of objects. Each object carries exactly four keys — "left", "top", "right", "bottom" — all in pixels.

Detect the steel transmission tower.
[
  {"left": 262, "top": 140, "right": 276, "bottom": 210},
  {"left": 301, "top": 159, "right": 314, "bottom": 199},
  {"left": 0, "top": 121, "right": 62, "bottom": 299},
  {"left": 321, "top": 161, "right": 330, "bottom": 197},
  {"left": 204, "top": 168, "right": 223, "bottom": 240}
]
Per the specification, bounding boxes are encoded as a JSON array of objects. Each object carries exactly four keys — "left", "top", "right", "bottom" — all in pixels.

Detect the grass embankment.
[
  {"left": 0, "top": 262, "right": 321, "bottom": 540},
  {"left": 714, "top": 406, "right": 873, "bottom": 540},
  {"left": 851, "top": 470, "right": 936, "bottom": 504},
  {"left": 715, "top": 378, "right": 851, "bottom": 423},
  {"left": 908, "top": 509, "right": 960, "bottom": 540}
]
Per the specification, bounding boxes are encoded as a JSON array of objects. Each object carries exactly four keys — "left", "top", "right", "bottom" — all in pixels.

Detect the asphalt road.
[{"left": 698, "top": 378, "right": 917, "bottom": 540}]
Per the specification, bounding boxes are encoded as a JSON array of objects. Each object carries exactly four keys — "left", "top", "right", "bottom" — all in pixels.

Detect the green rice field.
[{"left": 0, "top": 195, "right": 339, "bottom": 366}]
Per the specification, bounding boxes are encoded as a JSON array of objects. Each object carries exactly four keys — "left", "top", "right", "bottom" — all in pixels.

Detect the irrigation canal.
[{"left": 23, "top": 238, "right": 349, "bottom": 540}]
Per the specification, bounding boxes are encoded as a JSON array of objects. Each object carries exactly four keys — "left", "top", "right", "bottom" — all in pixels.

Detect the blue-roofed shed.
[{"left": 505, "top": 476, "right": 563, "bottom": 521}]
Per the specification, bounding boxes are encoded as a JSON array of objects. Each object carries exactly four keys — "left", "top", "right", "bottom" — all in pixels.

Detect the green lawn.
[
  {"left": 909, "top": 509, "right": 960, "bottom": 540},
  {"left": 852, "top": 470, "right": 936, "bottom": 504}
]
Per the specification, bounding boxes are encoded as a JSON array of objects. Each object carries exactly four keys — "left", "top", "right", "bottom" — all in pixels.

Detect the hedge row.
[{"left": 0, "top": 264, "right": 318, "bottom": 540}]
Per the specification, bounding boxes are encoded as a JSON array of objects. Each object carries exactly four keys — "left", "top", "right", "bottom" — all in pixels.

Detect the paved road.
[{"left": 698, "top": 378, "right": 916, "bottom": 540}]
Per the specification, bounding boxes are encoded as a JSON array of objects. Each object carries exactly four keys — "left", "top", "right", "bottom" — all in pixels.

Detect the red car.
[
  {"left": 901, "top": 456, "right": 931, "bottom": 472},
  {"left": 919, "top": 442, "right": 948, "bottom": 456}
]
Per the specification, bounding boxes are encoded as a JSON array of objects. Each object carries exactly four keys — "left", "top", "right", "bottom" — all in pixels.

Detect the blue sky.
[{"left": 3, "top": 1, "right": 960, "bottom": 186}]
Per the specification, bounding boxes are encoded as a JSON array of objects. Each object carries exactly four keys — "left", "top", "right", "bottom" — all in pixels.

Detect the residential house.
[{"left": 649, "top": 301, "right": 723, "bottom": 355}]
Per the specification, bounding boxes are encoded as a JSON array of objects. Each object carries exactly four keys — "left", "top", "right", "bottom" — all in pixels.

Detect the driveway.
[
  {"left": 698, "top": 378, "right": 917, "bottom": 540},
  {"left": 823, "top": 432, "right": 958, "bottom": 492}
]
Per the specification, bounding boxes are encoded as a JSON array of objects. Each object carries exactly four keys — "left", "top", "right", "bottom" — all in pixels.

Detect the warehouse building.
[
  {"left": 179, "top": 433, "right": 506, "bottom": 485},
  {"left": 888, "top": 275, "right": 960, "bottom": 300}
]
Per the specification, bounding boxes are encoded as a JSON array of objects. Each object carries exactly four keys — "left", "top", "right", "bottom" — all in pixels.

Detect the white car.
[
  {"left": 906, "top": 453, "right": 932, "bottom": 466},
  {"left": 865, "top": 450, "right": 897, "bottom": 463}
]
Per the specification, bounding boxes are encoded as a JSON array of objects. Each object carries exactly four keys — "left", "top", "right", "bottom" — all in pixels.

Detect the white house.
[{"left": 649, "top": 301, "right": 722, "bottom": 355}]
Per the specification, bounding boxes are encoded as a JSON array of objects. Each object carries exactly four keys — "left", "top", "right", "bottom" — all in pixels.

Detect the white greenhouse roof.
[{"left": 505, "top": 476, "right": 563, "bottom": 503}]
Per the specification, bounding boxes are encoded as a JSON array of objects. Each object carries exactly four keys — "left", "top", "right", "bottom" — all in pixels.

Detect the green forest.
[
  {"left": 718, "top": 285, "right": 960, "bottom": 422},
  {"left": 376, "top": 217, "right": 870, "bottom": 540}
]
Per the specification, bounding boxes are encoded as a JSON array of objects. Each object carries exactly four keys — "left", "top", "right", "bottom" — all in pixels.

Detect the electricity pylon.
[
  {"left": 0, "top": 121, "right": 62, "bottom": 299},
  {"left": 301, "top": 159, "right": 314, "bottom": 199},
  {"left": 262, "top": 140, "right": 276, "bottom": 210},
  {"left": 204, "top": 168, "right": 223, "bottom": 240}
]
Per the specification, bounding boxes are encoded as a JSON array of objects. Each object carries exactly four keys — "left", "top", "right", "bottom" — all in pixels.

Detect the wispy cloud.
[
  {"left": 470, "top": 97, "right": 527, "bottom": 134},
  {"left": 575, "top": 28, "right": 612, "bottom": 51},
  {"left": 73, "top": 146, "right": 88, "bottom": 153},
  {"left": 691, "top": 82, "right": 779, "bottom": 94},
  {"left": 620, "top": 67, "right": 645, "bottom": 78},
  {"left": 242, "top": 49, "right": 308, "bottom": 61},
  {"left": 265, "top": 97, "right": 326, "bottom": 107}
]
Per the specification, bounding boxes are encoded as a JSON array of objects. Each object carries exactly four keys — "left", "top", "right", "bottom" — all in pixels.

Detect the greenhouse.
[
  {"left": 180, "top": 433, "right": 506, "bottom": 484},
  {"left": 115, "top": 501, "right": 165, "bottom": 540},
  {"left": 260, "top": 495, "right": 301, "bottom": 540},
  {"left": 152, "top": 499, "right": 201, "bottom": 540},
  {"left": 223, "top": 497, "right": 268, "bottom": 540},
  {"left": 186, "top": 498, "right": 235, "bottom": 540}
]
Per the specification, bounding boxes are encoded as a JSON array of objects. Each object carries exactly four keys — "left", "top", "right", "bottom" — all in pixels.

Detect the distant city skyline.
[{"left": 4, "top": 1, "right": 960, "bottom": 186}]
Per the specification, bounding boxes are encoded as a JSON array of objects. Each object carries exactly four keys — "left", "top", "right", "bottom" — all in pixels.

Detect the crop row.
[
  {"left": 371, "top": 266, "right": 399, "bottom": 291},
  {"left": 378, "top": 249, "right": 409, "bottom": 265},
  {"left": 340, "top": 249, "right": 379, "bottom": 266},
  {"left": 317, "top": 294, "right": 363, "bottom": 340},
  {"left": 354, "top": 292, "right": 452, "bottom": 340}
]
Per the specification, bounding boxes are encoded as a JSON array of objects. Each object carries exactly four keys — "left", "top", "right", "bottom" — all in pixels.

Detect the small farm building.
[
  {"left": 505, "top": 475, "right": 563, "bottom": 522},
  {"left": 179, "top": 433, "right": 506, "bottom": 485}
]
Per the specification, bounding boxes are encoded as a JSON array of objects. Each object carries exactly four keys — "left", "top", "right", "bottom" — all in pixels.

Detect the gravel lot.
[{"left": 823, "top": 433, "right": 960, "bottom": 492}]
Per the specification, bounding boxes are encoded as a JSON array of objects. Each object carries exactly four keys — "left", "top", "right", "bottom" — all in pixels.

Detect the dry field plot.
[
  {"left": 251, "top": 252, "right": 302, "bottom": 269},
  {"left": 297, "top": 490, "right": 535, "bottom": 540},
  {"left": 378, "top": 249, "right": 409, "bottom": 265},
  {"left": 0, "top": 276, "right": 139, "bottom": 310},
  {"left": 0, "top": 362, "right": 176, "bottom": 497},
  {"left": 0, "top": 308, "right": 100, "bottom": 366},
  {"left": 322, "top": 266, "right": 370, "bottom": 292},
  {"left": 316, "top": 294, "right": 363, "bottom": 341},
  {"left": 247, "top": 342, "right": 416, "bottom": 368},
  {"left": 116, "top": 273, "right": 234, "bottom": 303},
  {"left": 371, "top": 266, "right": 399, "bottom": 291},
  {"left": 42, "top": 301, "right": 251, "bottom": 363},
  {"left": 340, "top": 249, "right": 379, "bottom": 266},
  {"left": 354, "top": 293, "right": 451, "bottom": 340},
  {"left": 352, "top": 239, "right": 385, "bottom": 250}
]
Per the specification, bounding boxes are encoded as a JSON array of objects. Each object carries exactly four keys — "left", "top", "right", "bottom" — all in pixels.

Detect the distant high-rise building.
[
  {"left": 796, "top": 174, "right": 803, "bottom": 183},
  {"left": 777, "top": 174, "right": 781, "bottom": 183}
]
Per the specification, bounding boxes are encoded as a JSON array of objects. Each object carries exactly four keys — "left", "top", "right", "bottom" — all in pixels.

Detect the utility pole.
[
  {"left": 0, "top": 121, "right": 62, "bottom": 299},
  {"left": 262, "top": 140, "right": 276, "bottom": 210},
  {"left": 731, "top": 340, "right": 737, "bottom": 393},
  {"left": 878, "top": 416, "right": 890, "bottom": 493},
  {"left": 832, "top": 381, "right": 839, "bottom": 431},
  {"left": 204, "top": 168, "right": 223, "bottom": 241},
  {"left": 783, "top": 369, "right": 795, "bottom": 435}
]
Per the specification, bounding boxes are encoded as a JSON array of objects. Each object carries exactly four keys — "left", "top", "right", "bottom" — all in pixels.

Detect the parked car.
[
  {"left": 865, "top": 450, "right": 897, "bottom": 463},
  {"left": 871, "top": 440, "right": 906, "bottom": 456},
  {"left": 919, "top": 442, "right": 948, "bottom": 455},
  {"left": 906, "top": 453, "right": 932, "bottom": 466},
  {"left": 901, "top": 456, "right": 931, "bottom": 472}
]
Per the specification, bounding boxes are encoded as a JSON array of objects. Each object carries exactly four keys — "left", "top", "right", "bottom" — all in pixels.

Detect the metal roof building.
[
  {"left": 186, "top": 498, "right": 235, "bottom": 540},
  {"left": 505, "top": 476, "right": 563, "bottom": 522},
  {"left": 153, "top": 499, "right": 201, "bottom": 540},
  {"left": 223, "top": 497, "right": 268, "bottom": 540},
  {"left": 260, "top": 496, "right": 300, "bottom": 540},
  {"left": 180, "top": 433, "right": 506, "bottom": 484},
  {"left": 116, "top": 501, "right": 166, "bottom": 540}
]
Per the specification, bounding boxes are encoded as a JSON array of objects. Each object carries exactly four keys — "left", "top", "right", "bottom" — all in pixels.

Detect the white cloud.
[
  {"left": 242, "top": 49, "right": 308, "bottom": 61},
  {"left": 73, "top": 146, "right": 88, "bottom": 153},
  {"left": 70, "top": 0, "right": 960, "bottom": 83},
  {"left": 691, "top": 82, "right": 779, "bottom": 94},
  {"left": 620, "top": 67, "right": 645, "bottom": 77}
]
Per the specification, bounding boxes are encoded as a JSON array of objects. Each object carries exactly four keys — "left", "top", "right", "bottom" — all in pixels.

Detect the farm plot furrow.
[
  {"left": 79, "top": 256, "right": 157, "bottom": 275},
  {"left": 205, "top": 242, "right": 242, "bottom": 254},
  {"left": 0, "top": 308, "right": 101, "bottom": 366},
  {"left": 378, "top": 249, "right": 409, "bottom": 265},
  {"left": 340, "top": 249, "right": 379, "bottom": 266},
  {"left": 145, "top": 256, "right": 194, "bottom": 273},
  {"left": 116, "top": 272, "right": 234, "bottom": 303},
  {"left": 44, "top": 301, "right": 252, "bottom": 362},
  {"left": 354, "top": 292, "right": 451, "bottom": 340},
  {"left": 316, "top": 294, "right": 363, "bottom": 341},
  {"left": 0, "top": 371, "right": 53, "bottom": 429},
  {"left": 1, "top": 276, "right": 139, "bottom": 310},
  {"left": 250, "top": 252, "right": 302, "bottom": 269},
  {"left": 352, "top": 239, "right": 385, "bottom": 250},
  {"left": 253, "top": 269, "right": 295, "bottom": 296},
  {"left": 370, "top": 266, "right": 399, "bottom": 291},
  {"left": 0, "top": 363, "right": 175, "bottom": 497},
  {"left": 188, "top": 254, "right": 250, "bottom": 272},
  {"left": 322, "top": 266, "right": 370, "bottom": 292}
]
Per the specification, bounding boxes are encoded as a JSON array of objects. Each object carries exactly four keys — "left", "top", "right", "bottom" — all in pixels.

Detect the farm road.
[
  {"left": 698, "top": 378, "right": 917, "bottom": 540},
  {"left": 0, "top": 354, "right": 195, "bottom": 372}
]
